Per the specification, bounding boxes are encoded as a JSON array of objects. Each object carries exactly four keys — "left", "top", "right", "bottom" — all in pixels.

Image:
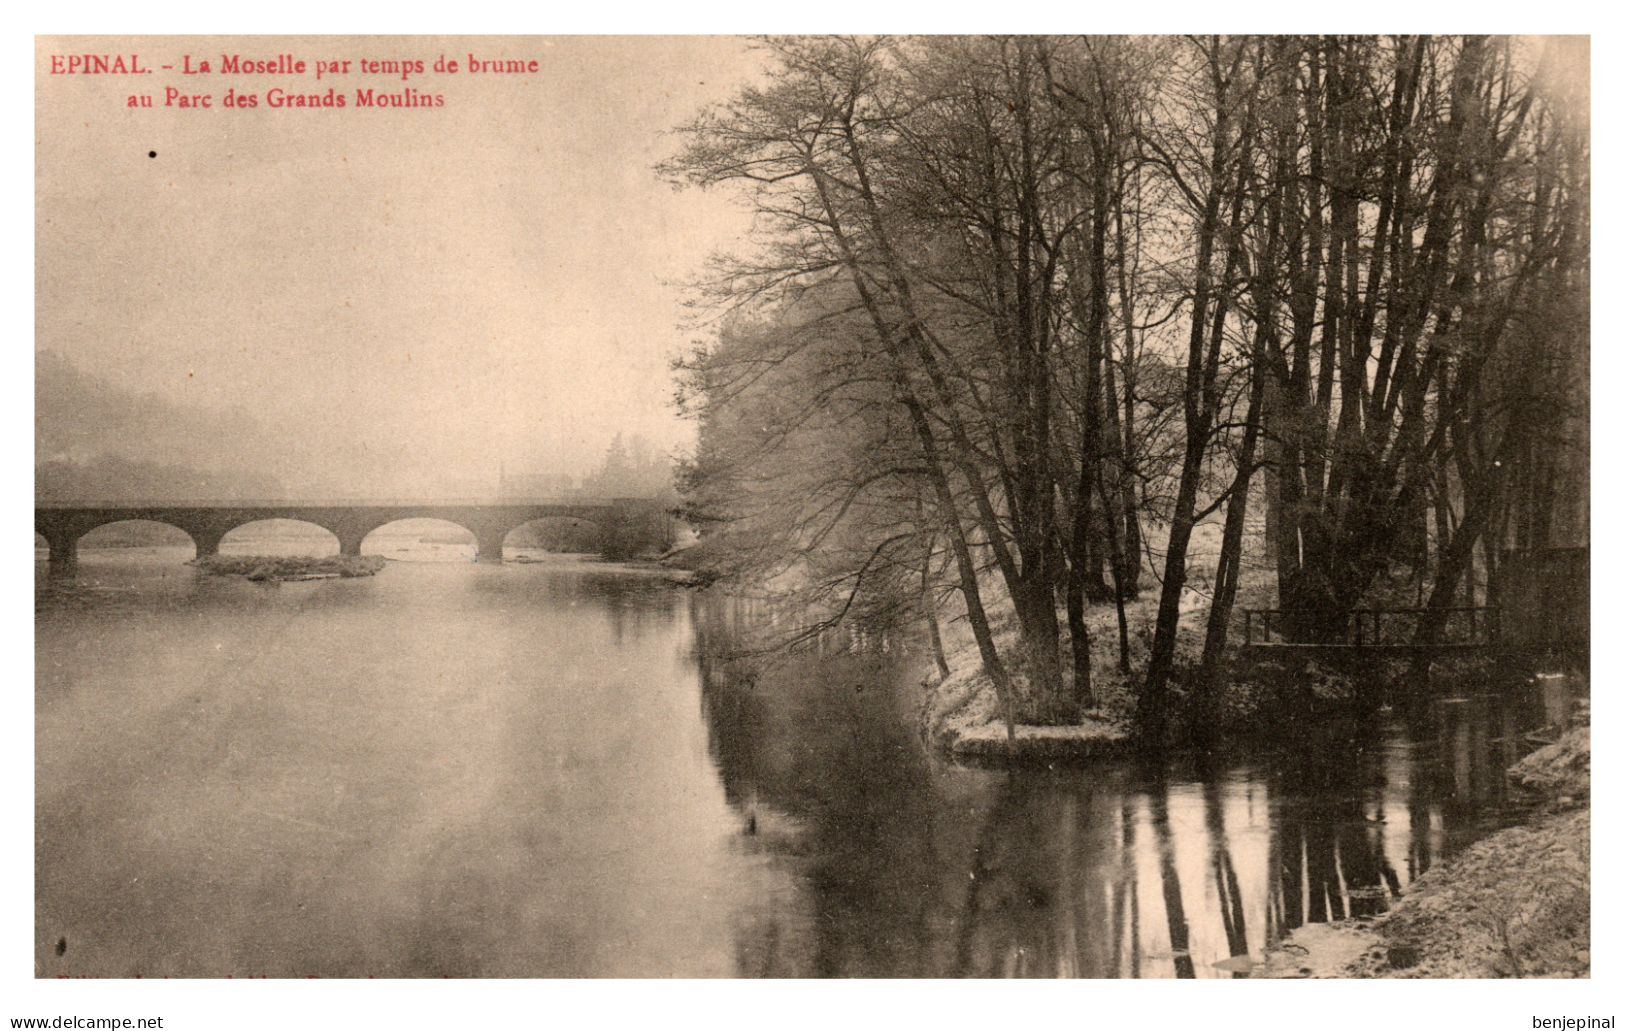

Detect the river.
[{"left": 35, "top": 534, "right": 1539, "bottom": 977}]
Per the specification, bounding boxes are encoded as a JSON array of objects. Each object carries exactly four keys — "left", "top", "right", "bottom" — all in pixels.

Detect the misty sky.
[{"left": 36, "top": 36, "right": 764, "bottom": 496}]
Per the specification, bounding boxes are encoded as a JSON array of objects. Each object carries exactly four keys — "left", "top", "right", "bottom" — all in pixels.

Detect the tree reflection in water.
[
  {"left": 690, "top": 594, "right": 1536, "bottom": 978},
  {"left": 1203, "top": 777, "right": 1250, "bottom": 975}
]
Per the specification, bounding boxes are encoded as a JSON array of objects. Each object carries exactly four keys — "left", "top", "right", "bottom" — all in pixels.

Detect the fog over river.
[{"left": 36, "top": 537, "right": 1534, "bottom": 977}]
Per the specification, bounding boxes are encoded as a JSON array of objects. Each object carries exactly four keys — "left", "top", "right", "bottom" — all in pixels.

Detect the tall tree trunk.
[
  {"left": 1143, "top": 40, "right": 1254, "bottom": 732},
  {"left": 1097, "top": 460, "right": 1133, "bottom": 674},
  {"left": 915, "top": 499, "right": 952, "bottom": 681},
  {"left": 1113, "top": 176, "right": 1144, "bottom": 595},
  {"left": 1066, "top": 508, "right": 1096, "bottom": 711},
  {"left": 1196, "top": 384, "right": 1262, "bottom": 724}
]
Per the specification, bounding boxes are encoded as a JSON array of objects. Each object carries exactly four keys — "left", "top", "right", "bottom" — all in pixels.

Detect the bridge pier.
[
  {"left": 41, "top": 529, "right": 77, "bottom": 577},
  {"left": 475, "top": 527, "right": 507, "bottom": 564},
  {"left": 336, "top": 530, "right": 367, "bottom": 558},
  {"left": 189, "top": 527, "right": 227, "bottom": 559}
]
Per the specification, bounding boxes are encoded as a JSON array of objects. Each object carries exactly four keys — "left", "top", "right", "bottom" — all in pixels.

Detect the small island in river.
[{"left": 190, "top": 554, "right": 387, "bottom": 582}]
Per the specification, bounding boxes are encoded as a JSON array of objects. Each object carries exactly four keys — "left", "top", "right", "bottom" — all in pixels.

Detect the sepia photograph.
[{"left": 25, "top": 25, "right": 1594, "bottom": 1009}]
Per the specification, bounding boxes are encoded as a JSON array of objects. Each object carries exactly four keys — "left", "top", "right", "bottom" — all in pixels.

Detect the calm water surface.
[{"left": 36, "top": 539, "right": 1538, "bottom": 977}]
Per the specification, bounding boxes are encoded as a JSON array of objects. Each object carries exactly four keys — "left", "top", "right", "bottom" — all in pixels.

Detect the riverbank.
[
  {"left": 1262, "top": 723, "right": 1590, "bottom": 978},
  {"left": 190, "top": 554, "right": 386, "bottom": 581},
  {"left": 918, "top": 562, "right": 1529, "bottom": 762},
  {"left": 922, "top": 568, "right": 1284, "bottom": 760}
]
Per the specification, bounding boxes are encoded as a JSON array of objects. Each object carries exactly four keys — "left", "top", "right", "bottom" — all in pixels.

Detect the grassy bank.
[
  {"left": 918, "top": 556, "right": 1523, "bottom": 760},
  {"left": 1262, "top": 722, "right": 1590, "bottom": 978},
  {"left": 191, "top": 555, "right": 386, "bottom": 581},
  {"left": 921, "top": 565, "right": 1291, "bottom": 759}
]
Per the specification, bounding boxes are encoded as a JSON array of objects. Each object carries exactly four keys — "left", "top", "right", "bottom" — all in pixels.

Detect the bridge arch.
[
  {"left": 219, "top": 519, "right": 340, "bottom": 557},
  {"left": 358, "top": 517, "right": 481, "bottom": 562},
  {"left": 38, "top": 519, "right": 199, "bottom": 572},
  {"left": 80, "top": 518, "right": 197, "bottom": 553},
  {"left": 503, "top": 516, "right": 606, "bottom": 558}
]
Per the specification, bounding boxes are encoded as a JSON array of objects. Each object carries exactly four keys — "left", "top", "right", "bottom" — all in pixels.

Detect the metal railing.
[{"left": 1242, "top": 606, "right": 1501, "bottom": 648}]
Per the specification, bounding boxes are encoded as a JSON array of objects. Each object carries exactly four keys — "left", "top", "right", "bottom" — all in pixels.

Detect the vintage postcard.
[{"left": 30, "top": 30, "right": 1591, "bottom": 1011}]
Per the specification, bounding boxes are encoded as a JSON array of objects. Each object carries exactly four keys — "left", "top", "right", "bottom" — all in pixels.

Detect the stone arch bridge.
[{"left": 35, "top": 498, "right": 671, "bottom": 574}]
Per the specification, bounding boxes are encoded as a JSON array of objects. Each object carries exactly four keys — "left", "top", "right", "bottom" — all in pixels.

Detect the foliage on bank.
[{"left": 666, "top": 35, "right": 1588, "bottom": 742}]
